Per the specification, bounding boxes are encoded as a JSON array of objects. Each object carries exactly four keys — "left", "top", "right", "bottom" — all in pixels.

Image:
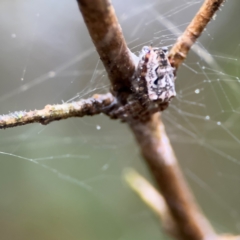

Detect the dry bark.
[
  {"left": 129, "top": 113, "right": 216, "bottom": 240},
  {"left": 77, "top": 0, "right": 135, "bottom": 94},
  {"left": 169, "top": 0, "right": 225, "bottom": 69}
]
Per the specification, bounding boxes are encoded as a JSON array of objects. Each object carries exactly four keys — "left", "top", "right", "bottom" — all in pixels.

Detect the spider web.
[{"left": 0, "top": 0, "right": 240, "bottom": 239}]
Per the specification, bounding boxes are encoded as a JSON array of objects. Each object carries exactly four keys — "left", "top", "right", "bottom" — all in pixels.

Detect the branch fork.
[{"left": 1, "top": 1, "right": 237, "bottom": 240}]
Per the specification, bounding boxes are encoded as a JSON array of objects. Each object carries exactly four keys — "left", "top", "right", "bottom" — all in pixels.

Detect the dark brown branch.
[
  {"left": 0, "top": 93, "right": 114, "bottom": 129},
  {"left": 75, "top": 1, "right": 227, "bottom": 239},
  {"left": 169, "top": 0, "right": 225, "bottom": 69},
  {"left": 76, "top": 0, "right": 135, "bottom": 94},
  {"left": 129, "top": 113, "right": 216, "bottom": 240},
  {"left": 124, "top": 169, "right": 240, "bottom": 240}
]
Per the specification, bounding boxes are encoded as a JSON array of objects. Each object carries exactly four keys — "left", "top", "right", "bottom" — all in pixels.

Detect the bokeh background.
[{"left": 0, "top": 1, "right": 240, "bottom": 239}]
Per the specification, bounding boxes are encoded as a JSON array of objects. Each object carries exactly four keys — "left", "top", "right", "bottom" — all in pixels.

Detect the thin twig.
[
  {"left": 124, "top": 168, "right": 171, "bottom": 221},
  {"left": 124, "top": 169, "right": 240, "bottom": 240},
  {"left": 129, "top": 113, "right": 216, "bottom": 240},
  {"left": 219, "top": 236, "right": 240, "bottom": 240},
  {"left": 124, "top": 168, "right": 180, "bottom": 239},
  {"left": 169, "top": 0, "right": 225, "bottom": 69},
  {"left": 0, "top": 93, "right": 114, "bottom": 129}
]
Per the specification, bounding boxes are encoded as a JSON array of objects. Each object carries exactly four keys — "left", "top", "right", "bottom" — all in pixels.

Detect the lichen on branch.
[{"left": 0, "top": 93, "right": 114, "bottom": 129}]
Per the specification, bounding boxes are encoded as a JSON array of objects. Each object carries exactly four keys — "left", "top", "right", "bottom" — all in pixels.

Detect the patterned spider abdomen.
[
  {"left": 107, "top": 46, "right": 176, "bottom": 122},
  {"left": 137, "top": 46, "right": 176, "bottom": 103}
]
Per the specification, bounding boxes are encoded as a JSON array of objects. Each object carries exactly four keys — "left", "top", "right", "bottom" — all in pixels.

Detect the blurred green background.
[{"left": 0, "top": 1, "right": 240, "bottom": 239}]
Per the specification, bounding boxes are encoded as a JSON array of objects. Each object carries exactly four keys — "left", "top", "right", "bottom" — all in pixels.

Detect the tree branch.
[
  {"left": 124, "top": 169, "right": 240, "bottom": 240},
  {"left": 76, "top": 0, "right": 136, "bottom": 94},
  {"left": 0, "top": 0, "right": 234, "bottom": 239},
  {"left": 0, "top": 93, "right": 114, "bottom": 129},
  {"left": 129, "top": 113, "right": 216, "bottom": 240},
  {"left": 169, "top": 0, "right": 225, "bottom": 69}
]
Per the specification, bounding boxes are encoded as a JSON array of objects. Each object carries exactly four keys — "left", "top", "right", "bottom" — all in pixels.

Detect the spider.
[{"left": 107, "top": 46, "right": 176, "bottom": 122}]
